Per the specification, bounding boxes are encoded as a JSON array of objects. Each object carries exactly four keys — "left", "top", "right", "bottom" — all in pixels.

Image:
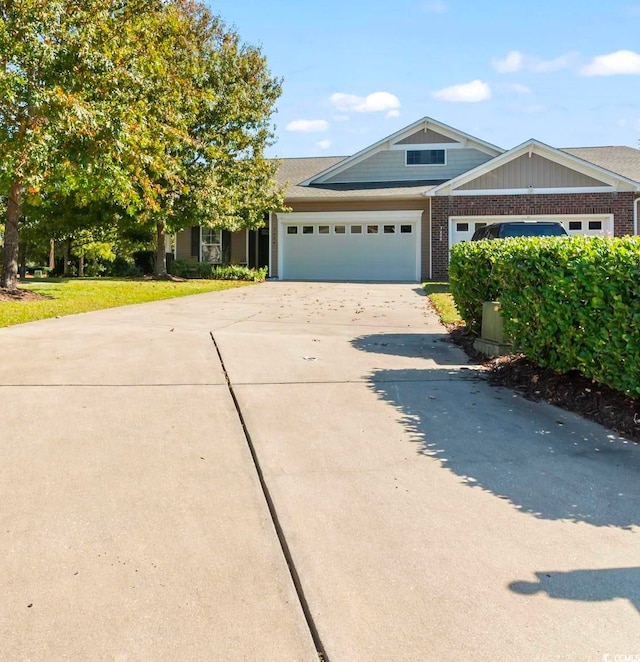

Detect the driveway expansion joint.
[{"left": 210, "top": 332, "right": 329, "bottom": 662}]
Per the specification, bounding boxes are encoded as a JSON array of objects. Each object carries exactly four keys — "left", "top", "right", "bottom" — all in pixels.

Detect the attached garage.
[
  {"left": 449, "top": 214, "right": 614, "bottom": 247},
  {"left": 278, "top": 211, "right": 422, "bottom": 281}
]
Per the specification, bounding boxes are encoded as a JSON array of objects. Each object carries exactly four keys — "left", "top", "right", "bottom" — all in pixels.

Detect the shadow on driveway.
[
  {"left": 509, "top": 567, "right": 640, "bottom": 614},
  {"left": 351, "top": 333, "right": 467, "bottom": 364},
  {"left": 365, "top": 366, "right": 640, "bottom": 529}
]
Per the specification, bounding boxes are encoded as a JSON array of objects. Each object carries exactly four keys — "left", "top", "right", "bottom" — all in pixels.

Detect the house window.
[
  {"left": 400, "top": 225, "right": 412, "bottom": 234},
  {"left": 201, "top": 228, "right": 222, "bottom": 263},
  {"left": 589, "top": 220, "right": 602, "bottom": 230},
  {"left": 334, "top": 225, "right": 346, "bottom": 234},
  {"left": 302, "top": 226, "right": 314, "bottom": 234},
  {"left": 287, "top": 226, "right": 298, "bottom": 235},
  {"left": 318, "top": 225, "right": 330, "bottom": 234},
  {"left": 383, "top": 225, "right": 395, "bottom": 234},
  {"left": 406, "top": 149, "right": 446, "bottom": 166}
]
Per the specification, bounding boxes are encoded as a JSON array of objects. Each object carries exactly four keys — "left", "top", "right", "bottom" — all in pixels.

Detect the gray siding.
[
  {"left": 323, "top": 148, "right": 492, "bottom": 184},
  {"left": 459, "top": 153, "right": 609, "bottom": 190}
]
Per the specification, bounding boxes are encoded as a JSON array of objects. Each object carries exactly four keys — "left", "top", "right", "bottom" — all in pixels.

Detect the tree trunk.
[
  {"left": 19, "top": 240, "right": 27, "bottom": 279},
  {"left": 78, "top": 255, "right": 84, "bottom": 278},
  {"left": 63, "top": 238, "right": 72, "bottom": 276},
  {"left": 49, "top": 239, "right": 55, "bottom": 270},
  {"left": 1, "top": 180, "right": 22, "bottom": 290},
  {"left": 155, "top": 221, "right": 167, "bottom": 276}
]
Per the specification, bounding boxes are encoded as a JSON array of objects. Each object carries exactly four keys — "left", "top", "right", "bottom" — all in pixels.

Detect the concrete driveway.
[{"left": 1, "top": 282, "right": 639, "bottom": 661}]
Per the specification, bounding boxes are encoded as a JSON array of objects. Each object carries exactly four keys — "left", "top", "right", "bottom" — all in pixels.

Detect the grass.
[
  {"left": 422, "top": 281, "right": 462, "bottom": 326},
  {"left": 0, "top": 277, "right": 252, "bottom": 328}
]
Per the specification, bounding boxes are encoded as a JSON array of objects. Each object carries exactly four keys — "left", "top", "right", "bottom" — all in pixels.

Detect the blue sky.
[{"left": 206, "top": 0, "right": 640, "bottom": 158}]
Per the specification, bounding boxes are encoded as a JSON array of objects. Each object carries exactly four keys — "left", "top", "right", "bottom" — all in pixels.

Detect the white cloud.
[
  {"left": 529, "top": 53, "right": 575, "bottom": 73},
  {"left": 385, "top": 109, "right": 401, "bottom": 119},
  {"left": 330, "top": 91, "right": 400, "bottom": 113},
  {"left": 285, "top": 119, "right": 329, "bottom": 133},
  {"left": 492, "top": 50, "right": 524, "bottom": 73},
  {"left": 581, "top": 50, "right": 640, "bottom": 76},
  {"left": 492, "top": 50, "right": 575, "bottom": 74},
  {"left": 316, "top": 139, "right": 331, "bottom": 150},
  {"left": 422, "top": 0, "right": 448, "bottom": 13},
  {"left": 432, "top": 79, "right": 492, "bottom": 103}
]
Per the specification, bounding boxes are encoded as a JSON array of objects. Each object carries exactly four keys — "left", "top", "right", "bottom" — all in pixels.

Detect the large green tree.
[
  {"left": 123, "top": 0, "right": 285, "bottom": 275},
  {"left": 0, "top": 1, "right": 284, "bottom": 287},
  {"left": 0, "top": 0, "right": 179, "bottom": 289}
]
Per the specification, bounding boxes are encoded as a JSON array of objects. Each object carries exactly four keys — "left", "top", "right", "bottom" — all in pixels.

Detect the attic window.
[{"left": 406, "top": 149, "right": 446, "bottom": 166}]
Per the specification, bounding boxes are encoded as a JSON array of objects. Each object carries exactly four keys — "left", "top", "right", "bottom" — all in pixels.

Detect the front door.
[{"left": 248, "top": 227, "right": 270, "bottom": 269}]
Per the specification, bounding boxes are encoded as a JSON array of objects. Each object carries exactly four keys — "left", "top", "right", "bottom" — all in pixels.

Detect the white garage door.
[
  {"left": 279, "top": 211, "right": 421, "bottom": 281},
  {"left": 449, "top": 214, "right": 614, "bottom": 247}
]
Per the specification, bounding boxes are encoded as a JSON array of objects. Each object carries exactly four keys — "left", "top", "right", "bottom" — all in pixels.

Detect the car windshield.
[{"left": 501, "top": 225, "right": 565, "bottom": 237}]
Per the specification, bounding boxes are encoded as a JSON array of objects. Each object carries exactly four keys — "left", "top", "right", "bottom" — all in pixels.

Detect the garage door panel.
[{"left": 280, "top": 213, "right": 420, "bottom": 281}]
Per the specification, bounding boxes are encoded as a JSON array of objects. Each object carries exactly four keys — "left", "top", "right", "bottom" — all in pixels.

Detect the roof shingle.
[{"left": 562, "top": 146, "right": 640, "bottom": 184}]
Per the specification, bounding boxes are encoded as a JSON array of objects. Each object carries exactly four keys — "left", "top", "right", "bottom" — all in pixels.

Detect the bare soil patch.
[
  {"left": 0, "top": 288, "right": 49, "bottom": 302},
  {"left": 448, "top": 326, "right": 640, "bottom": 443}
]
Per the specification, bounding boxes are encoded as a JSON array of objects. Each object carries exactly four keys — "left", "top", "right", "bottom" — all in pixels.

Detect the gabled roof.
[
  {"left": 276, "top": 155, "right": 441, "bottom": 200},
  {"left": 300, "top": 116, "right": 504, "bottom": 186},
  {"left": 427, "top": 139, "right": 640, "bottom": 196},
  {"left": 562, "top": 146, "right": 640, "bottom": 184}
]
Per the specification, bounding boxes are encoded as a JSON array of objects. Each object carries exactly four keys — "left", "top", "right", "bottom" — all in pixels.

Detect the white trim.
[
  {"left": 276, "top": 212, "right": 283, "bottom": 279},
  {"left": 173, "top": 233, "right": 177, "bottom": 259},
  {"left": 428, "top": 204, "right": 432, "bottom": 281},
  {"left": 269, "top": 212, "right": 274, "bottom": 278},
  {"left": 415, "top": 213, "right": 422, "bottom": 282},
  {"left": 389, "top": 142, "right": 464, "bottom": 151},
  {"left": 634, "top": 197, "right": 640, "bottom": 236},
  {"left": 278, "top": 209, "right": 423, "bottom": 281},
  {"left": 245, "top": 227, "right": 250, "bottom": 268},
  {"left": 300, "top": 116, "right": 504, "bottom": 186},
  {"left": 448, "top": 213, "right": 614, "bottom": 250},
  {"left": 198, "top": 226, "right": 202, "bottom": 262},
  {"left": 449, "top": 186, "right": 616, "bottom": 196},
  {"left": 428, "top": 139, "right": 640, "bottom": 196},
  {"left": 279, "top": 210, "right": 422, "bottom": 224}
]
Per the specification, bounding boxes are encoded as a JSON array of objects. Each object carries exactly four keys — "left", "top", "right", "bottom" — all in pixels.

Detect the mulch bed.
[
  {"left": 0, "top": 288, "right": 48, "bottom": 302},
  {"left": 447, "top": 325, "right": 640, "bottom": 443}
]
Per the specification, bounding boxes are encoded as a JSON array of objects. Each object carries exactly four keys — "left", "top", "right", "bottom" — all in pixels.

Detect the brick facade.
[{"left": 431, "top": 192, "right": 638, "bottom": 279}]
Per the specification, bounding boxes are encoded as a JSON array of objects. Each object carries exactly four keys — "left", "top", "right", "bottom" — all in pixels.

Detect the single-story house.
[{"left": 174, "top": 116, "right": 640, "bottom": 281}]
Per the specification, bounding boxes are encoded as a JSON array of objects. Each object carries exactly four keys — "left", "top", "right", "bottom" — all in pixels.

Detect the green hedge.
[
  {"left": 450, "top": 236, "right": 640, "bottom": 396},
  {"left": 170, "top": 259, "right": 267, "bottom": 282}
]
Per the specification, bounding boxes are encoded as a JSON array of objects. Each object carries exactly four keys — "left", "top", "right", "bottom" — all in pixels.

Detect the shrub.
[
  {"left": 449, "top": 239, "right": 516, "bottom": 334},
  {"left": 169, "top": 259, "right": 267, "bottom": 282},
  {"left": 450, "top": 236, "right": 640, "bottom": 396},
  {"left": 211, "top": 265, "right": 268, "bottom": 282}
]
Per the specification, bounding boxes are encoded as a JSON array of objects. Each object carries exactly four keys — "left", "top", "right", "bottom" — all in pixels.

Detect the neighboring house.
[{"left": 174, "top": 116, "right": 640, "bottom": 281}]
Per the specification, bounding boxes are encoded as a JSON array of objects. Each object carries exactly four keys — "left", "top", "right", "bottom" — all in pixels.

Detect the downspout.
[
  {"left": 429, "top": 197, "right": 433, "bottom": 280},
  {"left": 268, "top": 211, "right": 273, "bottom": 278},
  {"left": 422, "top": 190, "right": 433, "bottom": 280},
  {"left": 634, "top": 196, "right": 639, "bottom": 236}
]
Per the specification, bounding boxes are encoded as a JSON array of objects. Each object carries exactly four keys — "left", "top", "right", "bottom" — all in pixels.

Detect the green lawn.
[
  {"left": 0, "top": 278, "right": 252, "bottom": 328},
  {"left": 422, "top": 281, "right": 462, "bottom": 326}
]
